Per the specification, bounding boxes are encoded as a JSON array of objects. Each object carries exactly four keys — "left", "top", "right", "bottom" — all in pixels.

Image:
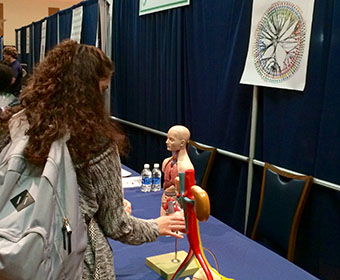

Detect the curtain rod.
[
  {"left": 111, "top": 116, "right": 340, "bottom": 192},
  {"left": 111, "top": 116, "right": 248, "bottom": 161}
]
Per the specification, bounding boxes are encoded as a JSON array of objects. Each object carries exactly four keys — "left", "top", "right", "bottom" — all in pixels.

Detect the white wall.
[{"left": 2, "top": 0, "right": 82, "bottom": 45}]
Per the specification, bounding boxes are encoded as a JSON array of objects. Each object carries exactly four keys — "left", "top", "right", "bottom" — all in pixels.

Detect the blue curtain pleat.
[
  {"left": 59, "top": 8, "right": 72, "bottom": 42},
  {"left": 32, "top": 20, "right": 42, "bottom": 65},
  {"left": 46, "top": 14, "right": 57, "bottom": 52},
  {"left": 19, "top": 27, "right": 26, "bottom": 64},
  {"left": 81, "top": 0, "right": 98, "bottom": 45},
  {"left": 314, "top": 0, "right": 340, "bottom": 185}
]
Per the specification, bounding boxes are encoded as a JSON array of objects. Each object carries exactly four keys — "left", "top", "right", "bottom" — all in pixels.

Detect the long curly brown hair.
[{"left": 1, "top": 40, "right": 128, "bottom": 165}]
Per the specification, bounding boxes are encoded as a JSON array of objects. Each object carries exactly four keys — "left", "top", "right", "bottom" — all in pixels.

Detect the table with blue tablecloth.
[{"left": 109, "top": 173, "right": 318, "bottom": 280}]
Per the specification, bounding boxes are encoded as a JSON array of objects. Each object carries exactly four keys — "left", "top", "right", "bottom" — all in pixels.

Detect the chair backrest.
[
  {"left": 250, "top": 163, "right": 312, "bottom": 262},
  {"left": 187, "top": 140, "right": 217, "bottom": 190}
]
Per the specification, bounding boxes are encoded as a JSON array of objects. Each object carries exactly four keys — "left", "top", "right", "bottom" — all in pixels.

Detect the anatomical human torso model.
[
  {"left": 161, "top": 126, "right": 233, "bottom": 280},
  {"left": 161, "top": 125, "right": 193, "bottom": 216}
]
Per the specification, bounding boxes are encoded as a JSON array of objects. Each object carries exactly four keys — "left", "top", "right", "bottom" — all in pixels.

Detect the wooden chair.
[
  {"left": 250, "top": 163, "right": 312, "bottom": 262},
  {"left": 187, "top": 140, "right": 217, "bottom": 190}
]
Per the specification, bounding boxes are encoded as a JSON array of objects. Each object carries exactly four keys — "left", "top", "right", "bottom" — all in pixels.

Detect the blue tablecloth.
[
  {"left": 121, "top": 164, "right": 140, "bottom": 177},
  {"left": 109, "top": 187, "right": 318, "bottom": 280}
]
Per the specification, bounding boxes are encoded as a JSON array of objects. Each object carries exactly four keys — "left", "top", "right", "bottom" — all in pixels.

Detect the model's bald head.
[
  {"left": 168, "top": 125, "right": 190, "bottom": 142},
  {"left": 166, "top": 125, "right": 191, "bottom": 152}
]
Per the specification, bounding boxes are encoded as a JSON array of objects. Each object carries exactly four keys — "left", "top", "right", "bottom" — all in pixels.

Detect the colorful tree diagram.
[{"left": 253, "top": 1, "right": 306, "bottom": 83}]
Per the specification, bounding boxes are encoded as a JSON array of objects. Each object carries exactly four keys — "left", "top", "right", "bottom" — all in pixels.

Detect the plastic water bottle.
[
  {"left": 151, "top": 163, "right": 162, "bottom": 192},
  {"left": 141, "top": 163, "right": 152, "bottom": 192}
]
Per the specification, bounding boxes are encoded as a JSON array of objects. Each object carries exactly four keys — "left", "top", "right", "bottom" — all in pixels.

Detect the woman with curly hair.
[{"left": 0, "top": 40, "right": 185, "bottom": 279}]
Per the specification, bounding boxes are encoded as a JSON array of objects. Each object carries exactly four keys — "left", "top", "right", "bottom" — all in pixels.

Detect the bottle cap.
[
  {"left": 144, "top": 163, "right": 150, "bottom": 168},
  {"left": 154, "top": 163, "right": 159, "bottom": 168}
]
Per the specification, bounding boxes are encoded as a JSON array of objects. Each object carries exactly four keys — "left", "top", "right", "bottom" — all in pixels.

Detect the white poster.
[
  {"left": 40, "top": 20, "right": 46, "bottom": 61},
  {"left": 26, "top": 27, "right": 30, "bottom": 54},
  {"left": 71, "top": 6, "right": 83, "bottom": 43},
  {"left": 17, "top": 30, "right": 21, "bottom": 54},
  {"left": 240, "top": 0, "right": 315, "bottom": 91},
  {"left": 98, "top": 0, "right": 109, "bottom": 52},
  {"left": 139, "top": 0, "right": 190, "bottom": 16}
]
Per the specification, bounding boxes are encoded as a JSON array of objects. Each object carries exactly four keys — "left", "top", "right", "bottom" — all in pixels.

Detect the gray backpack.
[{"left": 0, "top": 113, "right": 87, "bottom": 280}]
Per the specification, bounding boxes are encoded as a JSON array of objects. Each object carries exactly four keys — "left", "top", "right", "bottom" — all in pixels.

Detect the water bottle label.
[
  {"left": 152, "top": 177, "right": 161, "bottom": 185},
  {"left": 142, "top": 177, "right": 151, "bottom": 185}
]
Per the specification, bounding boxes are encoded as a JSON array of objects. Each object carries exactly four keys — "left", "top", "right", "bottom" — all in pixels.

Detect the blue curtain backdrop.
[
  {"left": 16, "top": 25, "right": 34, "bottom": 74},
  {"left": 112, "top": 0, "right": 340, "bottom": 279},
  {"left": 58, "top": 0, "right": 98, "bottom": 46},
  {"left": 46, "top": 14, "right": 57, "bottom": 53},
  {"left": 59, "top": 8, "right": 73, "bottom": 42},
  {"left": 18, "top": 27, "right": 26, "bottom": 64},
  {"left": 14, "top": 20, "right": 45, "bottom": 79},
  {"left": 81, "top": 0, "right": 98, "bottom": 45},
  {"left": 113, "top": 0, "right": 253, "bottom": 225},
  {"left": 16, "top": 0, "right": 98, "bottom": 72}
]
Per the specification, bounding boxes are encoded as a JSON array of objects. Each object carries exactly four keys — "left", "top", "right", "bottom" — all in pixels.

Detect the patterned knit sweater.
[
  {"left": 76, "top": 145, "right": 160, "bottom": 279},
  {"left": 0, "top": 133, "right": 160, "bottom": 279}
]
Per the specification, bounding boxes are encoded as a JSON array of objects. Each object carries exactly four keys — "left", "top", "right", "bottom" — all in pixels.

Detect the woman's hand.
[
  {"left": 123, "top": 199, "right": 132, "bottom": 215},
  {"left": 155, "top": 211, "right": 186, "bottom": 238}
]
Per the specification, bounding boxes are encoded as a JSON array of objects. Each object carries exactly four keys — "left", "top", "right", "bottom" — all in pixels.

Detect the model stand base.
[{"left": 146, "top": 250, "right": 199, "bottom": 280}]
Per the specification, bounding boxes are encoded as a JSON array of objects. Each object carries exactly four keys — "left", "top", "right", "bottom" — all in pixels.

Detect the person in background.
[
  {"left": 0, "top": 40, "right": 186, "bottom": 280},
  {"left": 0, "top": 62, "right": 13, "bottom": 92},
  {"left": 2, "top": 46, "right": 23, "bottom": 97},
  {"left": 0, "top": 63, "right": 14, "bottom": 114}
]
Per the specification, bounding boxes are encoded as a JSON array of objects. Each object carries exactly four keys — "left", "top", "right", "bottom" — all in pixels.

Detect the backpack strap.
[
  {"left": 8, "top": 110, "right": 29, "bottom": 142},
  {"left": 42, "top": 134, "right": 70, "bottom": 188},
  {"left": 0, "top": 111, "right": 29, "bottom": 172}
]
